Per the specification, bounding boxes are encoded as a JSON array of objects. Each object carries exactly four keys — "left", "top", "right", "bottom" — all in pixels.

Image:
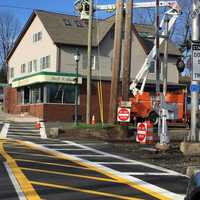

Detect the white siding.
[{"left": 8, "top": 16, "right": 57, "bottom": 83}]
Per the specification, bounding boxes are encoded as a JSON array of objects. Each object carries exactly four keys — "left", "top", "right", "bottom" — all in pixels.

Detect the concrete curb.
[{"left": 180, "top": 142, "right": 200, "bottom": 156}]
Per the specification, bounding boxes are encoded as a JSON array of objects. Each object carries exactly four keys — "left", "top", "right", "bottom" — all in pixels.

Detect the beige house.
[{"left": 5, "top": 10, "right": 181, "bottom": 122}]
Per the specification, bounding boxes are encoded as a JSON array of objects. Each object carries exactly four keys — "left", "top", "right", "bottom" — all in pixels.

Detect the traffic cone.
[
  {"left": 35, "top": 121, "right": 41, "bottom": 129},
  {"left": 91, "top": 114, "right": 96, "bottom": 125}
]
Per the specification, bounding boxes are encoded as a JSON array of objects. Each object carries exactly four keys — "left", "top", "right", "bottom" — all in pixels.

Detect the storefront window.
[{"left": 47, "top": 84, "right": 76, "bottom": 104}]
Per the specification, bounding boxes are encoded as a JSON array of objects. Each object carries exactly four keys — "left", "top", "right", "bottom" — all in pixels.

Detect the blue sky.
[{"left": 0, "top": 0, "right": 116, "bottom": 27}]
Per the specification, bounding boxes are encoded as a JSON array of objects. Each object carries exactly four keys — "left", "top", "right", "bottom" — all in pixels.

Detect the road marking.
[
  {"left": 15, "top": 158, "right": 92, "bottom": 170},
  {"left": 0, "top": 123, "right": 9, "bottom": 138},
  {"left": 7, "top": 135, "right": 40, "bottom": 139},
  {"left": 42, "top": 144, "right": 73, "bottom": 146},
  {"left": 4, "top": 162, "right": 27, "bottom": 200},
  {"left": 0, "top": 141, "right": 40, "bottom": 200},
  {"left": 95, "top": 162, "right": 135, "bottom": 164},
  {"left": 30, "top": 181, "right": 144, "bottom": 200},
  {"left": 53, "top": 148, "right": 89, "bottom": 150},
  {"left": 121, "top": 173, "right": 170, "bottom": 176},
  {"left": 21, "top": 167, "right": 119, "bottom": 183},
  {"left": 22, "top": 141, "right": 184, "bottom": 200},
  {"left": 40, "top": 121, "right": 47, "bottom": 139},
  {"left": 69, "top": 154, "right": 110, "bottom": 157},
  {"left": 65, "top": 141, "right": 186, "bottom": 176},
  {"left": 7, "top": 151, "right": 56, "bottom": 158}
]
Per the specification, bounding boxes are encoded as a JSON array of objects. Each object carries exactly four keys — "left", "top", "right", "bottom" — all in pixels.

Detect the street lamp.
[{"left": 74, "top": 49, "right": 80, "bottom": 126}]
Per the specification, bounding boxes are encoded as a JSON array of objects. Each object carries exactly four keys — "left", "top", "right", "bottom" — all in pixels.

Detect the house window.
[
  {"left": 92, "top": 56, "right": 96, "bottom": 70},
  {"left": 149, "top": 60, "right": 155, "bottom": 73},
  {"left": 21, "top": 64, "right": 26, "bottom": 73},
  {"left": 40, "top": 56, "right": 50, "bottom": 70},
  {"left": 33, "top": 32, "right": 42, "bottom": 42},
  {"left": 33, "top": 59, "right": 37, "bottom": 72},
  {"left": 63, "top": 18, "right": 71, "bottom": 26},
  {"left": 28, "top": 61, "right": 33, "bottom": 73},
  {"left": 10, "top": 68, "right": 14, "bottom": 78}
]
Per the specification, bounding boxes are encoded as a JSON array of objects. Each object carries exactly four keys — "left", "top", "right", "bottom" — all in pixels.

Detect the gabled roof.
[
  {"left": 7, "top": 10, "right": 115, "bottom": 61},
  {"left": 7, "top": 10, "right": 181, "bottom": 61},
  {"left": 35, "top": 10, "right": 115, "bottom": 46},
  {"left": 134, "top": 24, "right": 181, "bottom": 56}
]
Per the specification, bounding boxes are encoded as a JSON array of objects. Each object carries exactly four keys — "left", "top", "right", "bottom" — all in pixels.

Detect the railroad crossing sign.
[
  {"left": 192, "top": 43, "right": 200, "bottom": 81},
  {"left": 117, "top": 107, "right": 131, "bottom": 122}
]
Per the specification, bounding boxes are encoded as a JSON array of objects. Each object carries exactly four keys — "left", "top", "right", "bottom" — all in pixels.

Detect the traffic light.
[
  {"left": 176, "top": 57, "right": 185, "bottom": 73},
  {"left": 77, "top": 1, "right": 90, "bottom": 20}
]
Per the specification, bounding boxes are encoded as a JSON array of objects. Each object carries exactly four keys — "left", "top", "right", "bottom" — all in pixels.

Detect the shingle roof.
[
  {"left": 36, "top": 10, "right": 115, "bottom": 47},
  {"left": 7, "top": 10, "right": 181, "bottom": 61}
]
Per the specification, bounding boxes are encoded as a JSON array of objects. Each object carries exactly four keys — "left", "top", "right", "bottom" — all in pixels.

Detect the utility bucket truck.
[{"left": 120, "top": 1, "right": 188, "bottom": 126}]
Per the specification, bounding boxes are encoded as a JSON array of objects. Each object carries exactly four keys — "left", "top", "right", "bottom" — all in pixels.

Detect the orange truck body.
[{"left": 129, "top": 90, "right": 187, "bottom": 123}]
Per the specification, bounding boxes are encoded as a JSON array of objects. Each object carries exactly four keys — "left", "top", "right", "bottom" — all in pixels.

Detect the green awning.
[{"left": 12, "top": 71, "right": 82, "bottom": 88}]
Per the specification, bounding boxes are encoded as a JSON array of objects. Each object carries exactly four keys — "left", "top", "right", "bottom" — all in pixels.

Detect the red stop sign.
[
  {"left": 117, "top": 108, "right": 130, "bottom": 122},
  {"left": 137, "top": 134, "right": 146, "bottom": 142}
]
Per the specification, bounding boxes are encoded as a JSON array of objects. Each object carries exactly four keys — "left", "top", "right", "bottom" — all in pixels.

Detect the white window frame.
[
  {"left": 28, "top": 61, "right": 33, "bottom": 73},
  {"left": 92, "top": 56, "right": 96, "bottom": 70},
  {"left": 10, "top": 68, "right": 14, "bottom": 78},
  {"left": 40, "top": 56, "right": 50, "bottom": 70},
  {"left": 33, "top": 32, "right": 42, "bottom": 43},
  {"left": 33, "top": 59, "right": 37, "bottom": 72},
  {"left": 21, "top": 64, "right": 26, "bottom": 73}
]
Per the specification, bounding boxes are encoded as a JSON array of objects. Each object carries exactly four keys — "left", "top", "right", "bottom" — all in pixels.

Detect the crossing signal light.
[{"left": 77, "top": 2, "right": 90, "bottom": 20}]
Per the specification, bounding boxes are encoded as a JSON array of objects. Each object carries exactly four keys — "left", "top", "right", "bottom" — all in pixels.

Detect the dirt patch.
[
  {"left": 57, "top": 126, "right": 129, "bottom": 141},
  {"left": 106, "top": 142, "right": 200, "bottom": 175}
]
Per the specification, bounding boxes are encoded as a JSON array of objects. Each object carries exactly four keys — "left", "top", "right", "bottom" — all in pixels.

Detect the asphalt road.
[{"left": 0, "top": 136, "right": 189, "bottom": 200}]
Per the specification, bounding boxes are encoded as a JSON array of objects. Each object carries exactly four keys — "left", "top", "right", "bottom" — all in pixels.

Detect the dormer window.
[
  {"left": 33, "top": 32, "right": 42, "bottom": 43},
  {"left": 63, "top": 19, "right": 71, "bottom": 26}
]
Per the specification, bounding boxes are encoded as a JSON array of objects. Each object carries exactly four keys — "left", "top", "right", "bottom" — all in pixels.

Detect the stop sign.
[
  {"left": 136, "top": 122, "right": 147, "bottom": 143},
  {"left": 117, "top": 107, "right": 130, "bottom": 122}
]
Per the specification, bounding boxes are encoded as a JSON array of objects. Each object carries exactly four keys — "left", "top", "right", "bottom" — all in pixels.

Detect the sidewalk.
[{"left": 0, "top": 111, "right": 41, "bottom": 123}]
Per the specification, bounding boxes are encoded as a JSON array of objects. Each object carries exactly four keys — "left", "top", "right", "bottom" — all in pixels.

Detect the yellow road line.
[
  {"left": 15, "top": 158, "right": 90, "bottom": 170},
  {"left": 0, "top": 141, "right": 40, "bottom": 200},
  {"left": 21, "top": 167, "right": 120, "bottom": 183},
  {"left": 31, "top": 180, "right": 144, "bottom": 200},
  {"left": 7, "top": 151, "right": 55, "bottom": 158},
  {"left": 20, "top": 141, "right": 173, "bottom": 200}
]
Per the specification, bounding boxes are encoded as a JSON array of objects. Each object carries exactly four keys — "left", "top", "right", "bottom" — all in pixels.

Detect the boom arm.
[{"left": 130, "top": 7, "right": 181, "bottom": 96}]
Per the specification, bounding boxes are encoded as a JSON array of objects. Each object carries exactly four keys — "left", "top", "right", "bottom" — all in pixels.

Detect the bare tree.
[{"left": 0, "top": 11, "right": 20, "bottom": 82}]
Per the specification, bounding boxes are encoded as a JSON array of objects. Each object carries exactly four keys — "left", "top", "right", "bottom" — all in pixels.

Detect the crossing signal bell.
[{"left": 176, "top": 58, "right": 185, "bottom": 73}]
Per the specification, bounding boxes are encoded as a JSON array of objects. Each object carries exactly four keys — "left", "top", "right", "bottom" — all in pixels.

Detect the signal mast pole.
[
  {"left": 86, "top": 0, "right": 93, "bottom": 124},
  {"left": 190, "top": 0, "right": 200, "bottom": 141}
]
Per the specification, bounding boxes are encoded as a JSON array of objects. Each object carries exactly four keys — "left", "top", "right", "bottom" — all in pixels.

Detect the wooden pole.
[
  {"left": 122, "top": 0, "right": 133, "bottom": 101},
  {"left": 108, "top": 0, "right": 124, "bottom": 123}
]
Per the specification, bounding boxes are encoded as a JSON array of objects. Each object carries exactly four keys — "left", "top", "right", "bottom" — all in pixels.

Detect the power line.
[{"left": 0, "top": 5, "right": 34, "bottom": 10}]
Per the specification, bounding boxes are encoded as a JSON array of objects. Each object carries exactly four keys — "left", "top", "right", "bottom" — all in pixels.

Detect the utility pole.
[
  {"left": 155, "top": 0, "right": 162, "bottom": 138},
  {"left": 160, "top": 17, "right": 169, "bottom": 144},
  {"left": 122, "top": 0, "right": 133, "bottom": 101},
  {"left": 86, "top": 0, "right": 93, "bottom": 124},
  {"left": 108, "top": 0, "right": 124, "bottom": 123},
  {"left": 190, "top": 0, "right": 200, "bottom": 141},
  {"left": 155, "top": 0, "right": 160, "bottom": 97}
]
